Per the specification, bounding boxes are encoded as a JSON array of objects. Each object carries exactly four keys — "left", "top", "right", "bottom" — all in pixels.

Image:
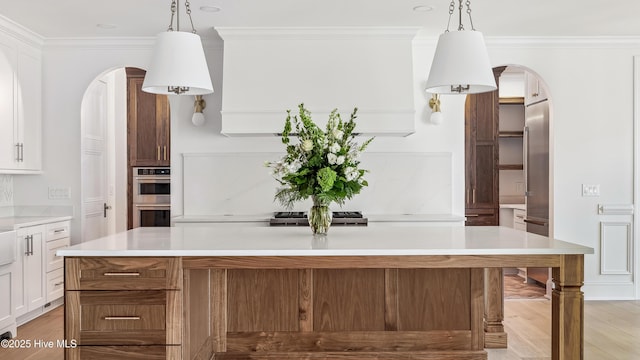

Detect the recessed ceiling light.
[
  {"left": 96, "top": 23, "right": 117, "bottom": 29},
  {"left": 200, "top": 6, "right": 221, "bottom": 13},
  {"left": 413, "top": 5, "right": 434, "bottom": 12}
]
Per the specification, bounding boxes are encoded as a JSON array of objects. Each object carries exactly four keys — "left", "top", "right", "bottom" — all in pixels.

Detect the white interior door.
[{"left": 81, "top": 79, "right": 109, "bottom": 242}]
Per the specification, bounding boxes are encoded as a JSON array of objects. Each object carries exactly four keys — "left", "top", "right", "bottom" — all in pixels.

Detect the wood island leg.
[
  {"left": 483, "top": 268, "right": 507, "bottom": 348},
  {"left": 552, "top": 255, "right": 584, "bottom": 360}
]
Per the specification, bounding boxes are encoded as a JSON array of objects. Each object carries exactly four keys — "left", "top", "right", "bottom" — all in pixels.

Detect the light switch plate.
[
  {"left": 48, "top": 187, "right": 71, "bottom": 200},
  {"left": 582, "top": 184, "right": 600, "bottom": 197}
]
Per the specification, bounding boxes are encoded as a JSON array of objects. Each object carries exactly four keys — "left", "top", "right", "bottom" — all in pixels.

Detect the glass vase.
[{"left": 309, "top": 196, "right": 332, "bottom": 235}]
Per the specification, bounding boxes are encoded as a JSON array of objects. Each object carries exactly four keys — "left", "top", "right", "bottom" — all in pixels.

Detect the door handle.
[
  {"left": 524, "top": 218, "right": 547, "bottom": 226},
  {"left": 157, "top": 145, "right": 161, "bottom": 161},
  {"left": 24, "top": 235, "right": 30, "bottom": 256},
  {"left": 104, "top": 203, "right": 112, "bottom": 218},
  {"left": 163, "top": 146, "right": 167, "bottom": 161}
]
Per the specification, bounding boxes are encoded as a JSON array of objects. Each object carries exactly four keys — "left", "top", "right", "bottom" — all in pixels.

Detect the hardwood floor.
[{"left": 2, "top": 300, "right": 639, "bottom": 359}]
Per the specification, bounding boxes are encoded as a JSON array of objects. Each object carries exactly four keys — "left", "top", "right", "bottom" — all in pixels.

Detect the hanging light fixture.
[
  {"left": 142, "top": 0, "right": 214, "bottom": 95},
  {"left": 425, "top": 0, "right": 496, "bottom": 94}
]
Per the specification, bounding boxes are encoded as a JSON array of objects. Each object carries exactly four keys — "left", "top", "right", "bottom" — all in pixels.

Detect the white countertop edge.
[
  {"left": 57, "top": 248, "right": 594, "bottom": 257},
  {"left": 0, "top": 215, "right": 73, "bottom": 230},
  {"left": 499, "top": 204, "right": 526, "bottom": 210}
]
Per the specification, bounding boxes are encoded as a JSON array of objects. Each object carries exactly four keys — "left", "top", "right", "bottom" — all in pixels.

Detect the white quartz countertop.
[
  {"left": 57, "top": 226, "right": 593, "bottom": 257},
  {"left": 0, "top": 215, "right": 72, "bottom": 231},
  {"left": 500, "top": 204, "right": 526, "bottom": 210}
]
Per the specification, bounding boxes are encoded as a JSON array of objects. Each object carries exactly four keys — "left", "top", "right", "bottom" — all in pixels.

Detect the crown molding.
[
  {"left": 215, "top": 27, "right": 421, "bottom": 41},
  {"left": 0, "top": 14, "right": 44, "bottom": 48},
  {"left": 42, "top": 36, "right": 223, "bottom": 51},
  {"left": 413, "top": 35, "right": 640, "bottom": 48}
]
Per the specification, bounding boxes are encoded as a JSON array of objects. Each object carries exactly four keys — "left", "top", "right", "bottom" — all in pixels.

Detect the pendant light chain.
[
  {"left": 446, "top": 0, "right": 455, "bottom": 32},
  {"left": 168, "top": 0, "right": 177, "bottom": 31},
  {"left": 166, "top": 0, "right": 197, "bottom": 34},
  {"left": 446, "top": 0, "right": 477, "bottom": 32},
  {"left": 466, "top": 0, "right": 476, "bottom": 31},
  {"left": 185, "top": 0, "right": 197, "bottom": 34}
]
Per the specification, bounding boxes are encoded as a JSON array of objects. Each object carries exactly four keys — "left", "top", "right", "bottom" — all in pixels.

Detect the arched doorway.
[
  {"left": 465, "top": 64, "right": 554, "bottom": 296},
  {"left": 80, "top": 67, "right": 172, "bottom": 241},
  {"left": 80, "top": 68, "right": 128, "bottom": 242}
]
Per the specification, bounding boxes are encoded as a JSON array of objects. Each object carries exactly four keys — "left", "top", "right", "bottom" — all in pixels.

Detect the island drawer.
[
  {"left": 65, "top": 257, "right": 181, "bottom": 290},
  {"left": 66, "top": 345, "right": 181, "bottom": 360},
  {"left": 66, "top": 290, "right": 182, "bottom": 346}
]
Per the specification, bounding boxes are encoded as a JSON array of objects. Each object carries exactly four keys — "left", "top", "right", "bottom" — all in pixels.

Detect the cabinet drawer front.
[
  {"left": 82, "top": 304, "right": 166, "bottom": 331},
  {"left": 67, "top": 345, "right": 180, "bottom": 360},
  {"left": 513, "top": 209, "right": 526, "bottom": 224},
  {"left": 66, "top": 257, "right": 181, "bottom": 290},
  {"left": 46, "top": 237, "right": 69, "bottom": 272},
  {"left": 46, "top": 221, "right": 70, "bottom": 240},
  {"left": 77, "top": 290, "right": 168, "bottom": 345},
  {"left": 47, "top": 268, "right": 64, "bottom": 301}
]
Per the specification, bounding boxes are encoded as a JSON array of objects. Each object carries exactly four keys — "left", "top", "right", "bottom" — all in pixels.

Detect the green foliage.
[{"left": 266, "top": 103, "right": 374, "bottom": 208}]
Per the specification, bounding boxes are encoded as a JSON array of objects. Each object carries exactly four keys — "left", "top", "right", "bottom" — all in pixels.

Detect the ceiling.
[{"left": 1, "top": 0, "right": 639, "bottom": 40}]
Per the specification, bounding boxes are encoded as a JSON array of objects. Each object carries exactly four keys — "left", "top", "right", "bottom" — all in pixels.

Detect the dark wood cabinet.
[
  {"left": 126, "top": 68, "right": 170, "bottom": 167},
  {"left": 464, "top": 67, "right": 505, "bottom": 226}
]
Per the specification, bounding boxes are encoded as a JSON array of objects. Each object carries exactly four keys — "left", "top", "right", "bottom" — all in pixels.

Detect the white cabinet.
[
  {"left": 0, "top": 263, "right": 16, "bottom": 336},
  {"left": 0, "top": 37, "right": 17, "bottom": 169},
  {"left": 524, "top": 71, "right": 548, "bottom": 106},
  {"left": 513, "top": 208, "right": 526, "bottom": 231},
  {"left": 14, "top": 225, "right": 46, "bottom": 317},
  {"left": 44, "top": 221, "right": 70, "bottom": 302},
  {"left": 0, "top": 230, "right": 16, "bottom": 337},
  {"left": 0, "top": 33, "right": 42, "bottom": 174}
]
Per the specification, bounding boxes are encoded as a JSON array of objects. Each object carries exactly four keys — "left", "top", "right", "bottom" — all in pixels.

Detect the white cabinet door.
[
  {"left": 524, "top": 71, "right": 548, "bottom": 106},
  {"left": 0, "top": 34, "right": 42, "bottom": 174},
  {"left": 0, "top": 37, "right": 18, "bottom": 170},
  {"left": 15, "top": 225, "right": 46, "bottom": 317},
  {"left": 0, "top": 264, "right": 15, "bottom": 331},
  {"left": 16, "top": 46, "right": 42, "bottom": 171}
]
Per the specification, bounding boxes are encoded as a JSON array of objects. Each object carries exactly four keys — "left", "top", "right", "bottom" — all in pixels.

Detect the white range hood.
[{"left": 216, "top": 27, "right": 419, "bottom": 136}]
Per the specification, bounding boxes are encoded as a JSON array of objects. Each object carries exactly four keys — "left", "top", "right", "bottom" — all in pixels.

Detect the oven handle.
[
  {"left": 134, "top": 177, "right": 170, "bottom": 182},
  {"left": 134, "top": 204, "right": 171, "bottom": 208}
]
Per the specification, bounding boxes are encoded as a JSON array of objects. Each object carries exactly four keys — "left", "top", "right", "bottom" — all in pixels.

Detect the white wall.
[
  {"left": 11, "top": 39, "right": 156, "bottom": 244},
  {"left": 4, "top": 29, "right": 639, "bottom": 299}
]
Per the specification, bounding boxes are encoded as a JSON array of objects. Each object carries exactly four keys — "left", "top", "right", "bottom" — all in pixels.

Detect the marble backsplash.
[
  {"left": 0, "top": 175, "right": 13, "bottom": 206},
  {"left": 180, "top": 152, "right": 453, "bottom": 216}
]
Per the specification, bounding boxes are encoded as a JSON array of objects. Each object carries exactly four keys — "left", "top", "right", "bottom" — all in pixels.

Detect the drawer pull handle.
[
  {"left": 53, "top": 229, "right": 66, "bottom": 233},
  {"left": 103, "top": 272, "right": 141, "bottom": 276},
  {"left": 104, "top": 316, "right": 141, "bottom": 321},
  {"left": 54, "top": 281, "right": 64, "bottom": 286}
]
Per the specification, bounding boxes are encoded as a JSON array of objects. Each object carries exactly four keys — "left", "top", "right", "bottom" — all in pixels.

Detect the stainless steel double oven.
[{"left": 132, "top": 167, "right": 170, "bottom": 228}]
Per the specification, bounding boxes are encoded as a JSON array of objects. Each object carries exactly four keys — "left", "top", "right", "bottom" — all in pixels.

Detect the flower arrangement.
[{"left": 266, "top": 104, "right": 373, "bottom": 213}]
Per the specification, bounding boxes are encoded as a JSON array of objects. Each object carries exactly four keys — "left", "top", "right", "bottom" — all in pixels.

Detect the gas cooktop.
[{"left": 270, "top": 211, "right": 367, "bottom": 226}]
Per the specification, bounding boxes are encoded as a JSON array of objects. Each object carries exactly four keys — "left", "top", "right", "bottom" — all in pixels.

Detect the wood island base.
[{"left": 64, "top": 253, "right": 585, "bottom": 360}]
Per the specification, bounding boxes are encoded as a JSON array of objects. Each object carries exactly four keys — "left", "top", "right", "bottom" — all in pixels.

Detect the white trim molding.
[{"left": 600, "top": 221, "right": 633, "bottom": 275}]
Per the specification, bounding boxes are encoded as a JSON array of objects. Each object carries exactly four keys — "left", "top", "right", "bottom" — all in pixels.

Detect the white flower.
[
  {"left": 345, "top": 167, "right": 359, "bottom": 181},
  {"left": 287, "top": 160, "right": 301, "bottom": 173},
  {"left": 336, "top": 156, "right": 345, "bottom": 165},
  {"left": 301, "top": 139, "right": 313, "bottom": 152},
  {"left": 327, "top": 153, "right": 338, "bottom": 165},
  {"left": 332, "top": 129, "right": 343, "bottom": 139},
  {"left": 329, "top": 143, "right": 340, "bottom": 153}
]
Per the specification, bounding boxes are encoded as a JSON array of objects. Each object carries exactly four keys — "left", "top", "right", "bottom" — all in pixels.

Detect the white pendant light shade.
[
  {"left": 425, "top": 31, "right": 496, "bottom": 94},
  {"left": 142, "top": 31, "right": 214, "bottom": 95}
]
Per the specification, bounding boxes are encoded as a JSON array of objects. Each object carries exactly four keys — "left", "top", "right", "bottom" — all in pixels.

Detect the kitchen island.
[{"left": 58, "top": 226, "right": 593, "bottom": 360}]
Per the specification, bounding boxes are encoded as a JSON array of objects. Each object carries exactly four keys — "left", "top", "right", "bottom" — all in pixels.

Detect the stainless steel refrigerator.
[{"left": 524, "top": 100, "right": 549, "bottom": 236}]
